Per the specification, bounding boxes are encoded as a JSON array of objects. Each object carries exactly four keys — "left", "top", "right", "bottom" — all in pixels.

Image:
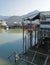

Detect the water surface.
[
  {"left": 0, "top": 29, "right": 37, "bottom": 65},
  {"left": 0, "top": 29, "right": 23, "bottom": 65}
]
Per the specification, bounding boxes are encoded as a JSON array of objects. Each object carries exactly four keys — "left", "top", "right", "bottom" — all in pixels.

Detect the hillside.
[
  {"left": 0, "top": 16, "right": 10, "bottom": 20},
  {"left": 7, "top": 16, "right": 22, "bottom": 22}
]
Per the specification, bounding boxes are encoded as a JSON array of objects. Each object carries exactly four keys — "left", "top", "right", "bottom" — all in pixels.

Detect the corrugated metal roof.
[{"left": 23, "top": 10, "right": 40, "bottom": 21}]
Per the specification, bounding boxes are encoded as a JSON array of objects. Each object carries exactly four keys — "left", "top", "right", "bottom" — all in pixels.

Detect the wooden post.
[
  {"left": 22, "top": 20, "right": 25, "bottom": 53},
  {"left": 14, "top": 52, "right": 16, "bottom": 65},
  {"left": 30, "top": 21, "right": 32, "bottom": 48},
  {"left": 30, "top": 30, "right": 32, "bottom": 48},
  {"left": 47, "top": 32, "right": 49, "bottom": 52},
  {"left": 25, "top": 35, "right": 26, "bottom": 52},
  {"left": 35, "top": 25, "right": 36, "bottom": 45}
]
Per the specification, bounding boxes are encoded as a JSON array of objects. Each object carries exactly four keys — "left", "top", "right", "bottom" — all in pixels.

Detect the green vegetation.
[
  {"left": 0, "top": 23, "right": 2, "bottom": 27},
  {"left": 0, "top": 23, "right": 2, "bottom": 33},
  {"left": 8, "top": 28, "right": 23, "bottom": 33}
]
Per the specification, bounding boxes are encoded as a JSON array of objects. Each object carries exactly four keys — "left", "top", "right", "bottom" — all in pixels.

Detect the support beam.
[
  {"left": 29, "top": 49, "right": 48, "bottom": 56},
  {"left": 22, "top": 21, "right": 25, "bottom": 53},
  {"left": 25, "top": 35, "right": 27, "bottom": 52},
  {"left": 44, "top": 55, "right": 49, "bottom": 65},
  {"left": 32, "top": 51, "right": 37, "bottom": 62},
  {"left": 18, "top": 58, "right": 37, "bottom": 65},
  {"left": 35, "top": 25, "right": 36, "bottom": 45},
  {"left": 30, "top": 30, "right": 32, "bottom": 48},
  {"left": 29, "top": 20, "right": 33, "bottom": 48}
]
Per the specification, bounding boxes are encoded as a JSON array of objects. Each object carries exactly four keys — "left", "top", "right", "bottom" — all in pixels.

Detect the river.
[
  {"left": 0, "top": 29, "right": 24, "bottom": 65},
  {"left": 0, "top": 29, "right": 37, "bottom": 65}
]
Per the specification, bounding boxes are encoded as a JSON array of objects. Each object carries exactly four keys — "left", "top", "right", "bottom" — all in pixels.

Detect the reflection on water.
[
  {"left": 0, "top": 29, "right": 3, "bottom": 33},
  {"left": 0, "top": 29, "right": 23, "bottom": 65}
]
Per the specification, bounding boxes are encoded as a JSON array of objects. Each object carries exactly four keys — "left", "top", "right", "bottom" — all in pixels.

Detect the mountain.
[
  {"left": 0, "top": 16, "right": 10, "bottom": 20},
  {"left": 7, "top": 16, "right": 22, "bottom": 22}
]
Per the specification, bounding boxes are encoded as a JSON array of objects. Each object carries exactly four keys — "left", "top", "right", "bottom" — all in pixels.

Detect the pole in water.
[
  {"left": 35, "top": 25, "right": 36, "bottom": 46},
  {"left": 14, "top": 52, "right": 16, "bottom": 65},
  {"left": 25, "top": 35, "right": 27, "bottom": 52},
  {"left": 22, "top": 20, "right": 25, "bottom": 54},
  {"left": 30, "top": 20, "right": 32, "bottom": 48}
]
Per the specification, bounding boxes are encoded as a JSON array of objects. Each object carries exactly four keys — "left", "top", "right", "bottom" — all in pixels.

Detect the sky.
[{"left": 0, "top": 0, "right": 50, "bottom": 16}]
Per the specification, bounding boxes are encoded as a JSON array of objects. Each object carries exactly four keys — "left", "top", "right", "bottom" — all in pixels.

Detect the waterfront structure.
[
  {"left": 24, "top": 11, "right": 50, "bottom": 48},
  {"left": 38, "top": 12, "right": 50, "bottom": 51},
  {"left": 0, "top": 20, "right": 8, "bottom": 29},
  {"left": 8, "top": 10, "right": 50, "bottom": 65},
  {"left": 21, "top": 11, "right": 50, "bottom": 65}
]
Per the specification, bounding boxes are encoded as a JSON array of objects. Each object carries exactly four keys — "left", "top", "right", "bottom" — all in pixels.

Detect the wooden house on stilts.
[
  {"left": 22, "top": 11, "right": 50, "bottom": 65},
  {"left": 8, "top": 10, "right": 50, "bottom": 65}
]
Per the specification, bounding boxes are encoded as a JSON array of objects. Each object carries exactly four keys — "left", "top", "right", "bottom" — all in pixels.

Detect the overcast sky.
[{"left": 0, "top": 0, "right": 50, "bottom": 16}]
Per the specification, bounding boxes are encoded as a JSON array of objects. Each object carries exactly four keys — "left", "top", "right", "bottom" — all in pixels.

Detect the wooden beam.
[
  {"left": 32, "top": 51, "right": 37, "bottom": 62},
  {"left": 44, "top": 55, "right": 49, "bottom": 65},
  {"left": 17, "top": 57, "right": 37, "bottom": 65},
  {"left": 29, "top": 49, "right": 48, "bottom": 56}
]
